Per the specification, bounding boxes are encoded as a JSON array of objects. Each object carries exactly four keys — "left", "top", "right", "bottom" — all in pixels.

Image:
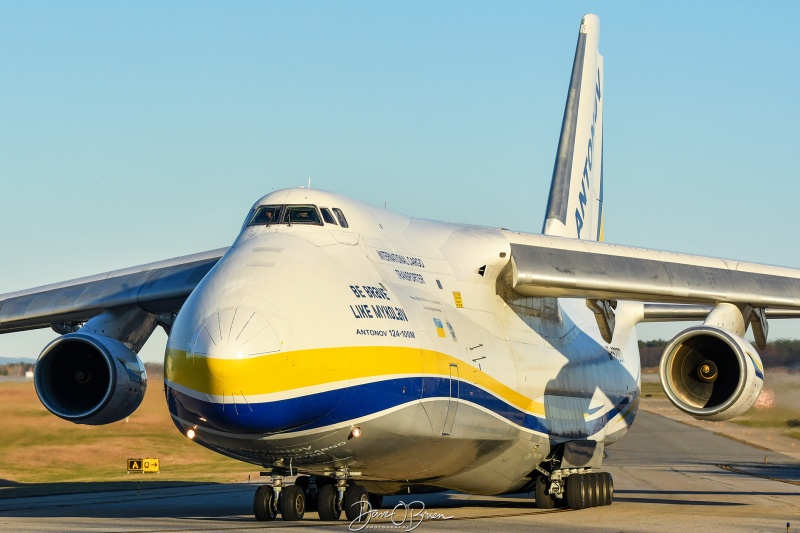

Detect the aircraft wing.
[
  {"left": 0, "top": 248, "right": 228, "bottom": 334},
  {"left": 502, "top": 232, "right": 800, "bottom": 309}
]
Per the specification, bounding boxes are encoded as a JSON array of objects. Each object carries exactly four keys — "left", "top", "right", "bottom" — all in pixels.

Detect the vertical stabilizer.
[{"left": 542, "top": 14, "right": 604, "bottom": 241}]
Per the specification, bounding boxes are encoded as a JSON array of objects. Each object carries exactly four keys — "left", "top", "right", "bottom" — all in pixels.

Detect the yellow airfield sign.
[{"left": 127, "top": 458, "right": 159, "bottom": 473}]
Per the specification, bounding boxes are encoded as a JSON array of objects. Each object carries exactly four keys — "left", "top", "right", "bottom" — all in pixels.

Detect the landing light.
[
  {"left": 186, "top": 428, "right": 196, "bottom": 440},
  {"left": 349, "top": 427, "right": 362, "bottom": 440}
]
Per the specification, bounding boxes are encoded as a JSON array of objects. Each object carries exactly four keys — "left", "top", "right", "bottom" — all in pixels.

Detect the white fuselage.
[{"left": 164, "top": 188, "right": 641, "bottom": 495}]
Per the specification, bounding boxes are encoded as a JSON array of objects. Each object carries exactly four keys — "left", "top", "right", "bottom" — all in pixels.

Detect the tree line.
[
  {"left": 0, "top": 362, "right": 33, "bottom": 377},
  {"left": 638, "top": 339, "right": 800, "bottom": 369}
]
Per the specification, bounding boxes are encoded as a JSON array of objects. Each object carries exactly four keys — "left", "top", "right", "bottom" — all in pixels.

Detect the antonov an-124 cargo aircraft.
[{"left": 1, "top": 13, "right": 795, "bottom": 521}]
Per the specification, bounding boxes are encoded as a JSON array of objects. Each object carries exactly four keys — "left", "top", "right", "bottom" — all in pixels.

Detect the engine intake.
[
  {"left": 658, "top": 325, "right": 764, "bottom": 421},
  {"left": 34, "top": 333, "right": 147, "bottom": 425}
]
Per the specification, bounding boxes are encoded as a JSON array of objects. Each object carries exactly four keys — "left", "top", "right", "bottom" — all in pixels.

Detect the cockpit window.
[
  {"left": 246, "top": 204, "right": 327, "bottom": 228},
  {"left": 241, "top": 207, "right": 256, "bottom": 231},
  {"left": 320, "top": 208, "right": 337, "bottom": 225},
  {"left": 332, "top": 208, "right": 349, "bottom": 228},
  {"left": 249, "top": 205, "right": 283, "bottom": 226},
  {"left": 283, "top": 205, "right": 322, "bottom": 225}
]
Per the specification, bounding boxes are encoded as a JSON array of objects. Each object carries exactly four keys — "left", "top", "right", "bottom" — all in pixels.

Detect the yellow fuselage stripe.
[{"left": 165, "top": 346, "right": 544, "bottom": 416}]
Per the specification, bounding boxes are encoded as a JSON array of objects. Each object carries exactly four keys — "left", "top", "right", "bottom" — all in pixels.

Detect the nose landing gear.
[
  {"left": 317, "top": 483, "right": 342, "bottom": 520},
  {"left": 343, "top": 484, "right": 369, "bottom": 521},
  {"left": 253, "top": 473, "right": 306, "bottom": 522},
  {"left": 279, "top": 485, "right": 306, "bottom": 521},
  {"left": 317, "top": 468, "right": 371, "bottom": 522},
  {"left": 253, "top": 485, "right": 277, "bottom": 521},
  {"left": 252, "top": 470, "right": 381, "bottom": 522}
]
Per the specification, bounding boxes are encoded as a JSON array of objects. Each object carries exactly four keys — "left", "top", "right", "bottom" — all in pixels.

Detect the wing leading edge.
[
  {"left": 0, "top": 248, "right": 228, "bottom": 334},
  {"left": 503, "top": 232, "right": 800, "bottom": 309}
]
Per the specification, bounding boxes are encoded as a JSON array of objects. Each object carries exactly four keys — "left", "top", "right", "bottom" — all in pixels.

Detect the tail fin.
[{"left": 542, "top": 14, "right": 604, "bottom": 241}]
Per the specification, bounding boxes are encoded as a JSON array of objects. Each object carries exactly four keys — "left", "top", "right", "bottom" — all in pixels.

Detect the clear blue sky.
[{"left": 1, "top": 2, "right": 799, "bottom": 362}]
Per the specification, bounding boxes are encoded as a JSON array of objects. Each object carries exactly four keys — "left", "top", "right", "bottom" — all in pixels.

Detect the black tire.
[
  {"left": 368, "top": 493, "right": 383, "bottom": 510},
  {"left": 254, "top": 485, "right": 277, "bottom": 521},
  {"left": 317, "top": 483, "right": 341, "bottom": 521},
  {"left": 279, "top": 484, "right": 305, "bottom": 521},
  {"left": 595, "top": 472, "right": 608, "bottom": 506},
  {"left": 534, "top": 476, "right": 555, "bottom": 509},
  {"left": 344, "top": 485, "right": 370, "bottom": 522},
  {"left": 566, "top": 474, "right": 587, "bottom": 510},
  {"left": 603, "top": 472, "right": 614, "bottom": 505},
  {"left": 587, "top": 473, "right": 599, "bottom": 508}
]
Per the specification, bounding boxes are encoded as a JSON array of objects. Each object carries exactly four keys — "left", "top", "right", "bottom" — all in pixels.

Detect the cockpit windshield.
[
  {"left": 283, "top": 205, "right": 321, "bottom": 224},
  {"left": 249, "top": 205, "right": 282, "bottom": 226},
  {"left": 247, "top": 204, "right": 324, "bottom": 227}
]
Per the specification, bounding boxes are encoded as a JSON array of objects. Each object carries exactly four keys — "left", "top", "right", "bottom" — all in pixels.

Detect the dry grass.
[
  {"left": 640, "top": 369, "right": 800, "bottom": 438},
  {"left": 640, "top": 380, "right": 666, "bottom": 398},
  {"left": 0, "top": 377, "right": 259, "bottom": 486},
  {"left": 730, "top": 371, "right": 800, "bottom": 437}
]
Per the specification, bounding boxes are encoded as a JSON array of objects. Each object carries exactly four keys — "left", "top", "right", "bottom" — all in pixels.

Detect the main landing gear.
[
  {"left": 535, "top": 469, "right": 614, "bottom": 510},
  {"left": 253, "top": 471, "right": 380, "bottom": 522}
]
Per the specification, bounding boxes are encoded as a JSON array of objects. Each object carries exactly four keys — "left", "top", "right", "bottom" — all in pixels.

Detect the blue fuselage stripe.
[{"left": 166, "top": 377, "right": 633, "bottom": 440}]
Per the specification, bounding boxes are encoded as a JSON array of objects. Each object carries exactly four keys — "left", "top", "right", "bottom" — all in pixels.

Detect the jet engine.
[
  {"left": 34, "top": 332, "right": 147, "bottom": 425},
  {"left": 658, "top": 325, "right": 764, "bottom": 421}
]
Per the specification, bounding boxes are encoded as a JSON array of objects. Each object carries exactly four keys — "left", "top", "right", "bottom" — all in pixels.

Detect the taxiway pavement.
[{"left": 0, "top": 409, "right": 798, "bottom": 532}]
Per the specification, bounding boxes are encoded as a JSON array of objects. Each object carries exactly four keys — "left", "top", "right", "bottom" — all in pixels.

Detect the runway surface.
[{"left": 1, "top": 409, "right": 798, "bottom": 532}]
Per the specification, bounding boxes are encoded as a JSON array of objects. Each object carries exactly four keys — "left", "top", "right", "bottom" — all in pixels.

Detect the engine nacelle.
[
  {"left": 34, "top": 333, "right": 147, "bottom": 425},
  {"left": 659, "top": 325, "right": 764, "bottom": 421}
]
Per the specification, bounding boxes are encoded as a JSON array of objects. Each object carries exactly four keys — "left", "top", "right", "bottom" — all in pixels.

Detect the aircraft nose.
[
  {"left": 165, "top": 306, "right": 284, "bottom": 421},
  {"left": 165, "top": 305, "right": 342, "bottom": 435},
  {"left": 190, "top": 307, "right": 281, "bottom": 376}
]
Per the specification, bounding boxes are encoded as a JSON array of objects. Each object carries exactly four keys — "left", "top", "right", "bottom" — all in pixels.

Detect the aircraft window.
[
  {"left": 241, "top": 208, "right": 256, "bottom": 231},
  {"left": 283, "top": 205, "right": 323, "bottom": 225},
  {"left": 321, "top": 208, "right": 338, "bottom": 225},
  {"left": 248, "top": 205, "right": 283, "bottom": 226},
  {"left": 332, "top": 208, "right": 349, "bottom": 228}
]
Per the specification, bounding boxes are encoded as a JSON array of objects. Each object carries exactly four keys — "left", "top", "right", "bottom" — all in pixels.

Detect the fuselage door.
[{"left": 442, "top": 363, "right": 460, "bottom": 436}]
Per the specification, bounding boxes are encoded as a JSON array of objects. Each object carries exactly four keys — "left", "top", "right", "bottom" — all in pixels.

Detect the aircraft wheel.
[
  {"left": 317, "top": 483, "right": 341, "bottom": 521},
  {"left": 279, "top": 485, "right": 305, "bottom": 521},
  {"left": 534, "top": 476, "right": 555, "bottom": 509},
  {"left": 253, "top": 485, "right": 277, "bottom": 521},
  {"left": 344, "top": 484, "right": 370, "bottom": 522},
  {"left": 603, "top": 472, "right": 614, "bottom": 505},
  {"left": 368, "top": 493, "right": 383, "bottom": 509},
  {"left": 296, "top": 476, "right": 316, "bottom": 511},
  {"left": 595, "top": 473, "right": 608, "bottom": 506},
  {"left": 587, "top": 473, "right": 599, "bottom": 508},
  {"left": 566, "top": 474, "right": 587, "bottom": 510}
]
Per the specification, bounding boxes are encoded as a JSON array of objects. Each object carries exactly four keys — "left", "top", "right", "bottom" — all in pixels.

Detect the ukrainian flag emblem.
[{"left": 433, "top": 318, "right": 446, "bottom": 338}]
